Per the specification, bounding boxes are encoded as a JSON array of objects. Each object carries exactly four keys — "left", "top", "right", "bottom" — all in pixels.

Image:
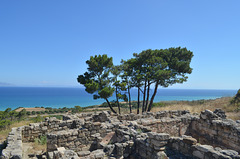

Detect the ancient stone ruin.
[{"left": 1, "top": 109, "right": 240, "bottom": 159}]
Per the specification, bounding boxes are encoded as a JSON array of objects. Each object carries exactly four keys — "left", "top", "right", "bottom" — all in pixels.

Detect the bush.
[
  {"left": 0, "top": 119, "right": 11, "bottom": 130},
  {"left": 49, "top": 115, "right": 63, "bottom": 120},
  {"left": 54, "top": 109, "right": 59, "bottom": 113},
  {"left": 34, "top": 135, "right": 47, "bottom": 145},
  {"left": 152, "top": 102, "right": 165, "bottom": 108},
  {"left": 74, "top": 106, "right": 83, "bottom": 113},
  {"left": 32, "top": 111, "right": 36, "bottom": 115},
  {"left": 32, "top": 115, "right": 44, "bottom": 123},
  {"left": 231, "top": 89, "right": 240, "bottom": 106}
]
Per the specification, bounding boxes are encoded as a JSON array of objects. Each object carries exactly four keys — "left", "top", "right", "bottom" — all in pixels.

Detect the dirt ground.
[{"left": 22, "top": 142, "right": 46, "bottom": 159}]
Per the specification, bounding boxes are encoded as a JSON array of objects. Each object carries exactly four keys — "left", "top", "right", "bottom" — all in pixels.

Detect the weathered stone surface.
[
  {"left": 182, "top": 135, "right": 197, "bottom": 145},
  {"left": 2, "top": 109, "right": 240, "bottom": 159},
  {"left": 77, "top": 150, "right": 90, "bottom": 157},
  {"left": 1, "top": 127, "right": 23, "bottom": 159},
  {"left": 220, "top": 149, "right": 239, "bottom": 158},
  {"left": 214, "top": 108, "right": 227, "bottom": 119}
]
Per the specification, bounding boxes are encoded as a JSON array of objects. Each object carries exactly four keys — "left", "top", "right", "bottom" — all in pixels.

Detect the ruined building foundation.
[{"left": 1, "top": 109, "right": 240, "bottom": 159}]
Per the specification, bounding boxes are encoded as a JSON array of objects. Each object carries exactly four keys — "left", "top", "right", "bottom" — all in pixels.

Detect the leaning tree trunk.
[
  {"left": 137, "top": 87, "right": 140, "bottom": 114},
  {"left": 142, "top": 80, "right": 147, "bottom": 113},
  {"left": 105, "top": 98, "right": 117, "bottom": 114},
  {"left": 145, "top": 81, "right": 150, "bottom": 112},
  {"left": 128, "top": 86, "right": 132, "bottom": 113},
  {"left": 115, "top": 87, "right": 121, "bottom": 114},
  {"left": 147, "top": 81, "right": 159, "bottom": 112}
]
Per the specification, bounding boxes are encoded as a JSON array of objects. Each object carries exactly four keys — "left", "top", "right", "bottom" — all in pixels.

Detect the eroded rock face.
[{"left": 1, "top": 109, "right": 240, "bottom": 159}]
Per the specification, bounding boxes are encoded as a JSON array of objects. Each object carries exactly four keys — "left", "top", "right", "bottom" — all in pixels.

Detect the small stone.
[
  {"left": 155, "top": 133, "right": 170, "bottom": 141},
  {"left": 220, "top": 149, "right": 239, "bottom": 157},
  {"left": 195, "top": 145, "right": 213, "bottom": 152},
  {"left": 77, "top": 150, "right": 90, "bottom": 157},
  {"left": 182, "top": 136, "right": 197, "bottom": 145}
]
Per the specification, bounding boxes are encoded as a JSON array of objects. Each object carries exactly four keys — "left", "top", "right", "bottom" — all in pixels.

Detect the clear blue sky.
[{"left": 0, "top": 0, "right": 239, "bottom": 89}]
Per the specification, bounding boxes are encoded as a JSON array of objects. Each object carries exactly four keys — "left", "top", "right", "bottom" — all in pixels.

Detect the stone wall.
[
  {"left": 1, "top": 127, "right": 23, "bottom": 159},
  {"left": 189, "top": 110, "right": 240, "bottom": 152},
  {"left": 133, "top": 109, "right": 240, "bottom": 153},
  {"left": 22, "top": 117, "right": 84, "bottom": 142},
  {"left": 1, "top": 109, "right": 240, "bottom": 159},
  {"left": 47, "top": 121, "right": 113, "bottom": 152},
  {"left": 136, "top": 114, "right": 193, "bottom": 136},
  {"left": 135, "top": 132, "right": 170, "bottom": 159},
  {"left": 117, "top": 110, "right": 190, "bottom": 121},
  {"left": 168, "top": 135, "right": 240, "bottom": 159}
]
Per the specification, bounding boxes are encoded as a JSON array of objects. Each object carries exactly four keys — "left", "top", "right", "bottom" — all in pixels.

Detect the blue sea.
[{"left": 0, "top": 87, "right": 237, "bottom": 111}]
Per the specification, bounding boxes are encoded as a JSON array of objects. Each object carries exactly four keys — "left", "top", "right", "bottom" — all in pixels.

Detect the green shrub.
[
  {"left": 74, "top": 106, "right": 83, "bottom": 113},
  {"left": 231, "top": 89, "right": 240, "bottom": 106},
  {"left": 49, "top": 115, "right": 63, "bottom": 120},
  {"left": 34, "top": 135, "right": 47, "bottom": 145},
  {"left": 31, "top": 115, "right": 44, "bottom": 123},
  {"left": 152, "top": 102, "right": 165, "bottom": 108},
  {"left": 136, "top": 128, "right": 143, "bottom": 134}
]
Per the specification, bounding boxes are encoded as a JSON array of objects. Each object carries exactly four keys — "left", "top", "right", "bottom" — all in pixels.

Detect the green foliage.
[
  {"left": 0, "top": 120, "right": 12, "bottom": 130},
  {"left": 136, "top": 128, "right": 143, "bottom": 134},
  {"left": 231, "top": 89, "right": 240, "bottom": 106},
  {"left": 31, "top": 115, "right": 44, "bottom": 123},
  {"left": 74, "top": 106, "right": 83, "bottom": 113},
  {"left": 17, "top": 109, "right": 27, "bottom": 120},
  {"left": 0, "top": 108, "right": 29, "bottom": 130},
  {"left": 34, "top": 135, "right": 47, "bottom": 145},
  {"left": 152, "top": 102, "right": 166, "bottom": 108},
  {"left": 133, "top": 47, "right": 193, "bottom": 111},
  {"left": 78, "top": 47, "right": 193, "bottom": 113},
  {"left": 49, "top": 115, "right": 63, "bottom": 120},
  {"left": 77, "top": 54, "right": 117, "bottom": 114}
]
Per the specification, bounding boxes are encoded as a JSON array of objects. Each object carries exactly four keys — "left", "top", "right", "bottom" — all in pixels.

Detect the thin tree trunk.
[
  {"left": 128, "top": 86, "right": 132, "bottom": 113},
  {"left": 147, "top": 81, "right": 159, "bottom": 112},
  {"left": 142, "top": 80, "right": 147, "bottom": 113},
  {"left": 137, "top": 87, "right": 140, "bottom": 114},
  {"left": 145, "top": 80, "right": 150, "bottom": 112},
  {"left": 105, "top": 98, "right": 117, "bottom": 114},
  {"left": 116, "top": 87, "right": 121, "bottom": 114}
]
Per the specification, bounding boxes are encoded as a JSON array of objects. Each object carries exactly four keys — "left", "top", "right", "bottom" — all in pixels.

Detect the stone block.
[
  {"left": 182, "top": 136, "right": 197, "bottom": 145},
  {"left": 77, "top": 150, "right": 90, "bottom": 157}
]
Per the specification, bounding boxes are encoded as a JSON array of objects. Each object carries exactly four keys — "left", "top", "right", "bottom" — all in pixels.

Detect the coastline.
[{"left": 0, "top": 87, "right": 237, "bottom": 111}]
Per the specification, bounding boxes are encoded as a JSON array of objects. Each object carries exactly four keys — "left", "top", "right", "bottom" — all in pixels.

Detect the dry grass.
[
  {"left": 15, "top": 107, "right": 45, "bottom": 112},
  {"left": 0, "top": 120, "right": 31, "bottom": 142},
  {"left": 82, "top": 97, "right": 240, "bottom": 120},
  {"left": 83, "top": 107, "right": 110, "bottom": 112},
  {"left": 151, "top": 97, "right": 240, "bottom": 120},
  {"left": 225, "top": 112, "right": 240, "bottom": 120},
  {"left": 30, "top": 142, "right": 46, "bottom": 152}
]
